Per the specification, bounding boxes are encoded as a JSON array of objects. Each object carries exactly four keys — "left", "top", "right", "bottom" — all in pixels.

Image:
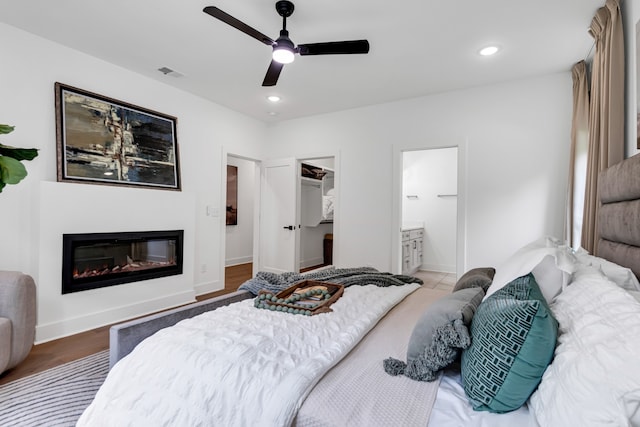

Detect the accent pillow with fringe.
[{"left": 384, "top": 286, "right": 484, "bottom": 381}]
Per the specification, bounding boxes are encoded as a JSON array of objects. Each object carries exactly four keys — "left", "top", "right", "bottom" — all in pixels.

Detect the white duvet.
[
  {"left": 529, "top": 266, "right": 640, "bottom": 426},
  {"left": 78, "top": 283, "right": 419, "bottom": 427}
]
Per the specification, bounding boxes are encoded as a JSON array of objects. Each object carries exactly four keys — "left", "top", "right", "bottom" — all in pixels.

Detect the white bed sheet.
[{"left": 429, "top": 370, "right": 533, "bottom": 427}]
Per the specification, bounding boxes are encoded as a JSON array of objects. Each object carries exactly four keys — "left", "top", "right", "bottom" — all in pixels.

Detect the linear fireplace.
[{"left": 62, "top": 230, "right": 184, "bottom": 294}]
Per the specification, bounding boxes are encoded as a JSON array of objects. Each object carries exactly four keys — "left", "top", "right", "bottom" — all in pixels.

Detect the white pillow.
[
  {"left": 529, "top": 264, "right": 640, "bottom": 426},
  {"left": 484, "top": 237, "right": 576, "bottom": 303},
  {"left": 574, "top": 248, "right": 640, "bottom": 292}
]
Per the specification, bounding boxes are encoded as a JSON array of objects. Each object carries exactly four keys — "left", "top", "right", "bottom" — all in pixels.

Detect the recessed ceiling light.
[
  {"left": 267, "top": 95, "right": 281, "bottom": 103},
  {"left": 479, "top": 46, "right": 500, "bottom": 56}
]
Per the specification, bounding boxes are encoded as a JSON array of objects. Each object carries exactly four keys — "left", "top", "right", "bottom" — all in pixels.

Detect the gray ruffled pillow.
[
  {"left": 452, "top": 267, "right": 495, "bottom": 293},
  {"left": 383, "top": 286, "right": 484, "bottom": 381}
]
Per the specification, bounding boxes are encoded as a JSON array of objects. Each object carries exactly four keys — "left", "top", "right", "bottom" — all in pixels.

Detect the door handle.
[{"left": 283, "top": 225, "right": 295, "bottom": 230}]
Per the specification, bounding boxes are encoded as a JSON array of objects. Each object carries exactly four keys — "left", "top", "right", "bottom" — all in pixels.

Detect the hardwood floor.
[{"left": 0, "top": 263, "right": 253, "bottom": 386}]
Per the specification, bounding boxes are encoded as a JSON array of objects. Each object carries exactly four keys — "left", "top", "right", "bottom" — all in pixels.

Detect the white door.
[{"left": 258, "top": 158, "right": 300, "bottom": 273}]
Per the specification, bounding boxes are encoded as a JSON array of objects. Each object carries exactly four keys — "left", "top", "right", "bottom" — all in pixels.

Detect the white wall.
[
  {"left": 403, "top": 148, "right": 457, "bottom": 273},
  {"left": 0, "top": 24, "right": 265, "bottom": 342},
  {"left": 225, "top": 156, "right": 255, "bottom": 266},
  {"left": 623, "top": 0, "right": 640, "bottom": 157},
  {"left": 266, "top": 73, "right": 572, "bottom": 273}
]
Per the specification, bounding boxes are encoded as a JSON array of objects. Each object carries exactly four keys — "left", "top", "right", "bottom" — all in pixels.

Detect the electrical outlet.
[{"left": 201, "top": 264, "right": 207, "bottom": 273}]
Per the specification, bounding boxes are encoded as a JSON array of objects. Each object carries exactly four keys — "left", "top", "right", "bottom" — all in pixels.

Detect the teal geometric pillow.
[{"left": 461, "top": 273, "right": 558, "bottom": 413}]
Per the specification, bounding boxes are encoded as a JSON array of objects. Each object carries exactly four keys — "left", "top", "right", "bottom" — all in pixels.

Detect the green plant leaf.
[
  {"left": 0, "top": 125, "right": 15, "bottom": 135},
  {"left": 0, "top": 144, "right": 38, "bottom": 161},
  {"left": 0, "top": 181, "right": 5, "bottom": 193},
  {"left": 0, "top": 155, "right": 28, "bottom": 185}
]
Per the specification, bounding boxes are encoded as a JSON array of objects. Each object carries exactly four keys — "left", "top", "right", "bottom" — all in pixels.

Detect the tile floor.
[{"left": 413, "top": 270, "right": 456, "bottom": 292}]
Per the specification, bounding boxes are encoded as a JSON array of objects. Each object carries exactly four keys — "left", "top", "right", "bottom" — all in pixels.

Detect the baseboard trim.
[
  {"left": 194, "top": 280, "right": 223, "bottom": 296},
  {"left": 299, "top": 257, "right": 324, "bottom": 270},
  {"left": 420, "top": 263, "right": 456, "bottom": 274},
  {"left": 35, "top": 290, "right": 196, "bottom": 344},
  {"left": 225, "top": 256, "right": 253, "bottom": 267}
]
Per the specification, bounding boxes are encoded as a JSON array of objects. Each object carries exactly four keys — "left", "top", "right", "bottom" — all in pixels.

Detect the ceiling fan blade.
[
  {"left": 203, "top": 6, "right": 274, "bottom": 46},
  {"left": 298, "top": 40, "right": 370, "bottom": 56},
  {"left": 262, "top": 60, "right": 285, "bottom": 86}
]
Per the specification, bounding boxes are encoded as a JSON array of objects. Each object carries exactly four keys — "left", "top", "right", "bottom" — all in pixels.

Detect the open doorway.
[
  {"left": 256, "top": 155, "right": 338, "bottom": 275},
  {"left": 299, "top": 157, "right": 335, "bottom": 272},
  {"left": 401, "top": 147, "right": 458, "bottom": 285},
  {"left": 224, "top": 155, "right": 258, "bottom": 291}
]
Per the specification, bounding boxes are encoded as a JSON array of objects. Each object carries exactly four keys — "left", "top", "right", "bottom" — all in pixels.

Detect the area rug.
[{"left": 0, "top": 350, "right": 108, "bottom": 427}]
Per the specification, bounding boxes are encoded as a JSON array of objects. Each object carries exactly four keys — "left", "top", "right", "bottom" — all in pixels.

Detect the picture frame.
[
  {"left": 55, "top": 82, "right": 181, "bottom": 190},
  {"left": 226, "top": 165, "right": 238, "bottom": 225}
]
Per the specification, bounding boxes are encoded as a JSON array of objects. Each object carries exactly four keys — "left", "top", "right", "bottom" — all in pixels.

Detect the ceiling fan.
[{"left": 203, "top": 1, "right": 370, "bottom": 87}]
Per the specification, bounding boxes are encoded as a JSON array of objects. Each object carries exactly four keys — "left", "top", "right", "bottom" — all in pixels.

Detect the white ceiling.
[{"left": 2, "top": 0, "right": 603, "bottom": 122}]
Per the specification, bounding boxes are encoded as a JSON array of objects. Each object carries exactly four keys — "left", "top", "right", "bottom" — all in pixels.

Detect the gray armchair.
[{"left": 0, "top": 271, "right": 36, "bottom": 374}]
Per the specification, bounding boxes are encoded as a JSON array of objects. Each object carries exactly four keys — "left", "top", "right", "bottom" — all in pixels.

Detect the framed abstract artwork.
[
  {"left": 226, "top": 165, "right": 238, "bottom": 225},
  {"left": 55, "top": 82, "right": 180, "bottom": 190}
]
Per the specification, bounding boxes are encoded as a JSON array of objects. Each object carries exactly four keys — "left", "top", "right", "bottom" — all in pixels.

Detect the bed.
[{"left": 79, "top": 154, "right": 640, "bottom": 426}]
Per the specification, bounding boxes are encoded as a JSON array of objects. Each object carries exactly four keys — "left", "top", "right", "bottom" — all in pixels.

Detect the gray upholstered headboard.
[{"left": 597, "top": 153, "right": 640, "bottom": 279}]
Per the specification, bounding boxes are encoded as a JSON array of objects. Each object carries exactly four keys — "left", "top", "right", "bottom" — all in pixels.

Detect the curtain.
[
  {"left": 580, "top": 0, "right": 625, "bottom": 253},
  {"left": 566, "top": 61, "right": 590, "bottom": 249}
]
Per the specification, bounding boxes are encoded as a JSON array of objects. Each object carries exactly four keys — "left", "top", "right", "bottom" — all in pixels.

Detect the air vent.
[{"left": 157, "top": 67, "right": 184, "bottom": 78}]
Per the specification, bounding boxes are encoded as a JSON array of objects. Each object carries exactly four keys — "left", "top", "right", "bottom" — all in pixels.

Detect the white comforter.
[
  {"left": 529, "top": 266, "right": 640, "bottom": 426},
  {"left": 78, "top": 283, "right": 420, "bottom": 427}
]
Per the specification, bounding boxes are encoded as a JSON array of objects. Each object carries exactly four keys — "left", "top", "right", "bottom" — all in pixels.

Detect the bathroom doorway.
[{"left": 401, "top": 147, "right": 458, "bottom": 275}]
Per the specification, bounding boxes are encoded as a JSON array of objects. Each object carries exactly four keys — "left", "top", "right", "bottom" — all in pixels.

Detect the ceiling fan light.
[
  {"left": 273, "top": 30, "right": 295, "bottom": 64},
  {"left": 273, "top": 46, "right": 295, "bottom": 64},
  {"left": 273, "top": 48, "right": 295, "bottom": 64}
]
